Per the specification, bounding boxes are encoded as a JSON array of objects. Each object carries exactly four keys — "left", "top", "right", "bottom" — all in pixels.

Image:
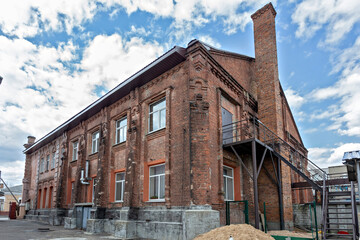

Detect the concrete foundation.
[
  {"left": 84, "top": 205, "right": 220, "bottom": 240},
  {"left": 24, "top": 209, "right": 66, "bottom": 226}
]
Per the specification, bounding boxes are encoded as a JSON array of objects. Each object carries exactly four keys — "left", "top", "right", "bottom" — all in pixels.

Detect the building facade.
[
  {"left": 22, "top": 3, "right": 312, "bottom": 239},
  {"left": 0, "top": 185, "right": 22, "bottom": 216}
]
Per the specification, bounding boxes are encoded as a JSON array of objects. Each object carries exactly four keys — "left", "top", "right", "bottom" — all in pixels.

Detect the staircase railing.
[
  {"left": 222, "top": 118, "right": 328, "bottom": 186},
  {"left": 351, "top": 181, "right": 359, "bottom": 239},
  {"left": 322, "top": 188, "right": 328, "bottom": 240}
]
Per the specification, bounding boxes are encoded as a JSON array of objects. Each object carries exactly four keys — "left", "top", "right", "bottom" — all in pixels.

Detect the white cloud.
[
  {"left": 0, "top": 0, "right": 273, "bottom": 40},
  {"left": 292, "top": 0, "right": 360, "bottom": 44},
  {"left": 81, "top": 34, "right": 163, "bottom": 90},
  {"left": 198, "top": 35, "right": 221, "bottom": 49},
  {"left": 0, "top": 161, "right": 25, "bottom": 186},
  {"left": 0, "top": 0, "right": 98, "bottom": 37},
  {"left": 284, "top": 88, "right": 306, "bottom": 110},
  {"left": 308, "top": 36, "right": 360, "bottom": 137},
  {"left": 309, "top": 143, "right": 360, "bottom": 168},
  {"left": 0, "top": 33, "right": 164, "bottom": 186}
]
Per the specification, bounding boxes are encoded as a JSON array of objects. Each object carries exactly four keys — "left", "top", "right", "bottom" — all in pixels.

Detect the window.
[
  {"left": 115, "top": 173, "right": 125, "bottom": 202},
  {"left": 72, "top": 141, "right": 78, "bottom": 161},
  {"left": 149, "top": 98, "right": 166, "bottom": 132},
  {"left": 51, "top": 153, "right": 56, "bottom": 169},
  {"left": 46, "top": 155, "right": 50, "bottom": 171},
  {"left": 40, "top": 158, "right": 44, "bottom": 173},
  {"left": 149, "top": 164, "right": 165, "bottom": 201},
  {"left": 91, "top": 131, "right": 100, "bottom": 154},
  {"left": 115, "top": 117, "right": 127, "bottom": 144},
  {"left": 92, "top": 178, "right": 97, "bottom": 203},
  {"left": 223, "top": 166, "right": 234, "bottom": 201}
]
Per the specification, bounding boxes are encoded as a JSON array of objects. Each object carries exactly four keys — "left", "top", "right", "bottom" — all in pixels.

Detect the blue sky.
[{"left": 1, "top": 0, "right": 360, "bottom": 186}]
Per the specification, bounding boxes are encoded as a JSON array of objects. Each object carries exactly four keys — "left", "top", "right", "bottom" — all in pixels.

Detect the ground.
[{"left": 0, "top": 216, "right": 123, "bottom": 240}]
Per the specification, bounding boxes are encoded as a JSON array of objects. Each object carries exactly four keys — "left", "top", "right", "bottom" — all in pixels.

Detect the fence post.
[
  {"left": 244, "top": 200, "right": 249, "bottom": 224},
  {"left": 313, "top": 201, "right": 319, "bottom": 240},
  {"left": 226, "top": 201, "right": 230, "bottom": 225}
]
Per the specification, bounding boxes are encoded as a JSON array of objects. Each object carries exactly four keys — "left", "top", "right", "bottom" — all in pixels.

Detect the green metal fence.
[{"left": 225, "top": 200, "right": 249, "bottom": 225}]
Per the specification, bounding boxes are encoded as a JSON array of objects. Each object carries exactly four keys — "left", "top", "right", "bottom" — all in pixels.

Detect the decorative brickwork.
[{"left": 22, "top": 3, "right": 309, "bottom": 238}]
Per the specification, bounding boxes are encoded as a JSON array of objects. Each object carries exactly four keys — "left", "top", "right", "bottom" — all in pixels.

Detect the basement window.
[
  {"left": 72, "top": 141, "right": 78, "bottom": 161},
  {"left": 223, "top": 166, "right": 234, "bottom": 201},
  {"left": 149, "top": 98, "right": 166, "bottom": 133},
  {"left": 115, "top": 172, "right": 125, "bottom": 202},
  {"left": 91, "top": 131, "right": 100, "bottom": 154},
  {"left": 115, "top": 117, "right": 127, "bottom": 144},
  {"left": 149, "top": 164, "right": 165, "bottom": 201}
]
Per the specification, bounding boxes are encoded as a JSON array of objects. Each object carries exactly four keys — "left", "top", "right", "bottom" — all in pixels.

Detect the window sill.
[
  {"left": 147, "top": 127, "right": 166, "bottom": 136},
  {"left": 112, "top": 141, "right": 126, "bottom": 147},
  {"left": 112, "top": 201, "right": 124, "bottom": 203},
  {"left": 70, "top": 159, "right": 77, "bottom": 163},
  {"left": 89, "top": 152, "right": 98, "bottom": 157},
  {"left": 147, "top": 199, "right": 165, "bottom": 203}
]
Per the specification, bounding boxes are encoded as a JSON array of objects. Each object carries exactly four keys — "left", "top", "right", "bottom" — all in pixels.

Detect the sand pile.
[
  {"left": 193, "top": 224, "right": 275, "bottom": 240},
  {"left": 268, "top": 230, "right": 313, "bottom": 238}
]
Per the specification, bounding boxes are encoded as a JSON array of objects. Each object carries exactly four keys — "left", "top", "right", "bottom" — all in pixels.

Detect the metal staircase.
[
  {"left": 322, "top": 182, "right": 359, "bottom": 239},
  {"left": 222, "top": 117, "right": 359, "bottom": 239}
]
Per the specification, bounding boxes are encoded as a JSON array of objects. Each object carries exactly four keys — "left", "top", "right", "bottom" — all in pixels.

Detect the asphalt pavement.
[{"left": 0, "top": 217, "right": 122, "bottom": 240}]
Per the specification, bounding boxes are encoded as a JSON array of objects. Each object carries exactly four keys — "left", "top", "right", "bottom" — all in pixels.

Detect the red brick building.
[{"left": 22, "top": 3, "right": 312, "bottom": 239}]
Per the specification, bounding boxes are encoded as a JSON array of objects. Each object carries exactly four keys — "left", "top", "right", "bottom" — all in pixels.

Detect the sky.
[{"left": 1, "top": 0, "right": 360, "bottom": 186}]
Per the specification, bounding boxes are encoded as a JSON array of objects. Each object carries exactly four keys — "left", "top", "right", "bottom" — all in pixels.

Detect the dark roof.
[
  {"left": 2, "top": 185, "right": 22, "bottom": 193},
  {"left": 24, "top": 46, "right": 187, "bottom": 154}
]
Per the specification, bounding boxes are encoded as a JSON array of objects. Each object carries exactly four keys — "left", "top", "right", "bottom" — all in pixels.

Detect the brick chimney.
[
  {"left": 24, "top": 136, "right": 36, "bottom": 149},
  {"left": 251, "top": 3, "right": 283, "bottom": 137}
]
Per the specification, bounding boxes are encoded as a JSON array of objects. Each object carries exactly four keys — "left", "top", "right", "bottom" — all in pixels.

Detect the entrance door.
[
  {"left": 222, "top": 107, "right": 233, "bottom": 144},
  {"left": 82, "top": 207, "right": 91, "bottom": 230}
]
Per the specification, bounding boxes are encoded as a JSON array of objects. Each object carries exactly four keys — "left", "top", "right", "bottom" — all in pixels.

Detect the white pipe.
[
  {"left": 80, "top": 169, "right": 89, "bottom": 184},
  {"left": 85, "top": 160, "right": 89, "bottom": 179},
  {"left": 80, "top": 169, "right": 84, "bottom": 181}
]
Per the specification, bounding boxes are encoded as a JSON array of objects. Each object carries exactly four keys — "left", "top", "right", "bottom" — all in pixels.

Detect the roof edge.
[{"left": 24, "top": 46, "right": 186, "bottom": 154}]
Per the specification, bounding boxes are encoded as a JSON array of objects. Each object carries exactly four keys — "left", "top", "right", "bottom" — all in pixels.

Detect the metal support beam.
[
  {"left": 277, "top": 156, "right": 285, "bottom": 230},
  {"left": 273, "top": 151, "right": 322, "bottom": 192},
  {"left": 252, "top": 140, "right": 260, "bottom": 229},
  {"left": 263, "top": 166, "right": 278, "bottom": 186},
  {"left": 0, "top": 177, "right": 19, "bottom": 204},
  {"left": 257, "top": 148, "right": 267, "bottom": 178},
  {"left": 270, "top": 151, "right": 279, "bottom": 183},
  {"left": 230, "top": 146, "right": 253, "bottom": 180}
]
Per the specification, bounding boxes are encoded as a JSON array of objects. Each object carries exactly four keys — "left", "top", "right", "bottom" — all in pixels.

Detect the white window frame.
[
  {"left": 223, "top": 166, "right": 234, "bottom": 201},
  {"left": 115, "top": 172, "right": 125, "bottom": 202},
  {"left": 91, "top": 131, "right": 100, "bottom": 154},
  {"left": 72, "top": 141, "right": 78, "bottom": 161},
  {"left": 46, "top": 155, "right": 50, "bottom": 171},
  {"left": 149, "top": 164, "right": 165, "bottom": 202},
  {"left": 115, "top": 117, "right": 127, "bottom": 144},
  {"left": 148, "top": 98, "right": 166, "bottom": 133},
  {"left": 51, "top": 153, "right": 56, "bottom": 169}
]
